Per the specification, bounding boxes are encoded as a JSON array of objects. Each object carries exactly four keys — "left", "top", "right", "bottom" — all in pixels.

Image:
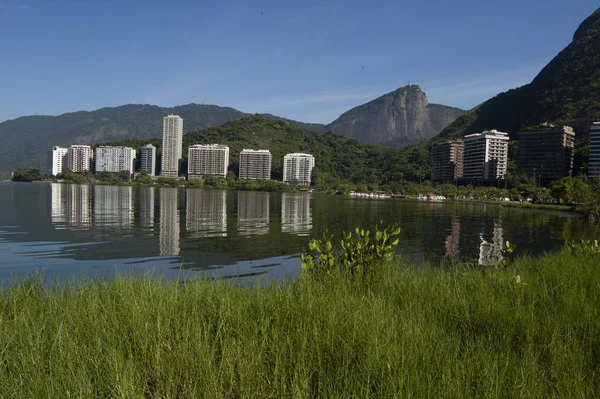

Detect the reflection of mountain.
[
  {"left": 186, "top": 189, "right": 227, "bottom": 238},
  {"left": 139, "top": 187, "right": 155, "bottom": 229},
  {"left": 50, "top": 183, "right": 92, "bottom": 230},
  {"left": 478, "top": 218, "right": 504, "bottom": 266},
  {"left": 159, "top": 188, "right": 180, "bottom": 256},
  {"left": 237, "top": 191, "right": 270, "bottom": 236},
  {"left": 445, "top": 216, "right": 461, "bottom": 257},
  {"left": 281, "top": 193, "right": 312, "bottom": 236},
  {"left": 93, "top": 186, "right": 133, "bottom": 228}
]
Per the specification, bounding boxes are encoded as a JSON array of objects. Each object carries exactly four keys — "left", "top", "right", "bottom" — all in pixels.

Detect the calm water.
[{"left": 0, "top": 182, "right": 597, "bottom": 283}]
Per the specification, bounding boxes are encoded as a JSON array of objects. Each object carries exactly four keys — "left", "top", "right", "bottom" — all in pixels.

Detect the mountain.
[
  {"left": 103, "top": 115, "right": 431, "bottom": 184},
  {"left": 0, "top": 104, "right": 327, "bottom": 172},
  {"left": 435, "top": 7, "right": 600, "bottom": 143},
  {"left": 327, "top": 85, "right": 465, "bottom": 145}
]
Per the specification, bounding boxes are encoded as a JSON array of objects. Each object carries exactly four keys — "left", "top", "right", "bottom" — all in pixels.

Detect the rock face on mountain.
[
  {"left": 328, "top": 85, "right": 465, "bottom": 145},
  {"left": 435, "top": 7, "right": 600, "bottom": 143}
]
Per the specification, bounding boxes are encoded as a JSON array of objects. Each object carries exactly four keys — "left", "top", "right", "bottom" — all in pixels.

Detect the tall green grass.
[{"left": 0, "top": 250, "right": 599, "bottom": 398}]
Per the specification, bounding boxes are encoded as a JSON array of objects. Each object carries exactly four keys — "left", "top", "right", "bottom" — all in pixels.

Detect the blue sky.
[{"left": 0, "top": 0, "right": 597, "bottom": 124}]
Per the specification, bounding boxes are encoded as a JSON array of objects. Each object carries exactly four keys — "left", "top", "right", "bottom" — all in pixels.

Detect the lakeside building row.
[
  {"left": 48, "top": 145, "right": 138, "bottom": 176},
  {"left": 431, "top": 124, "right": 580, "bottom": 185}
]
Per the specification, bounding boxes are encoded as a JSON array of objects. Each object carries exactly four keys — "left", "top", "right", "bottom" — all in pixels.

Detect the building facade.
[
  {"left": 589, "top": 122, "right": 600, "bottom": 179},
  {"left": 517, "top": 125, "right": 575, "bottom": 185},
  {"left": 187, "top": 144, "right": 230, "bottom": 179},
  {"left": 95, "top": 146, "right": 136, "bottom": 173},
  {"left": 239, "top": 149, "right": 272, "bottom": 180},
  {"left": 67, "top": 145, "right": 93, "bottom": 173},
  {"left": 140, "top": 144, "right": 157, "bottom": 176},
  {"left": 161, "top": 115, "right": 183, "bottom": 178},
  {"left": 431, "top": 139, "right": 464, "bottom": 182},
  {"left": 283, "top": 153, "right": 315, "bottom": 185},
  {"left": 462, "top": 130, "right": 509, "bottom": 181},
  {"left": 47, "top": 146, "right": 69, "bottom": 176}
]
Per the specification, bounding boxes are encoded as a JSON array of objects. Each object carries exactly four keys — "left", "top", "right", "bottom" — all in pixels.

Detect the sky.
[{"left": 0, "top": 0, "right": 598, "bottom": 124}]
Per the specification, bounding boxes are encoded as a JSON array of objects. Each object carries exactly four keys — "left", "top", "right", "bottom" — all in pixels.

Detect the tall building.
[
  {"left": 187, "top": 144, "right": 230, "bottom": 179},
  {"left": 239, "top": 149, "right": 272, "bottom": 180},
  {"left": 95, "top": 146, "right": 136, "bottom": 173},
  {"left": 462, "top": 130, "right": 509, "bottom": 181},
  {"left": 589, "top": 122, "right": 600, "bottom": 179},
  {"left": 67, "top": 145, "right": 93, "bottom": 173},
  {"left": 47, "top": 146, "right": 68, "bottom": 176},
  {"left": 517, "top": 125, "right": 575, "bottom": 185},
  {"left": 161, "top": 115, "right": 183, "bottom": 178},
  {"left": 283, "top": 153, "right": 315, "bottom": 185},
  {"left": 140, "top": 144, "right": 157, "bottom": 176},
  {"left": 431, "top": 140, "right": 464, "bottom": 182}
]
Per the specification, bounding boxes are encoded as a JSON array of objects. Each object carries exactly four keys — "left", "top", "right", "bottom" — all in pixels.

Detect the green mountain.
[
  {"left": 103, "top": 115, "right": 430, "bottom": 184},
  {"left": 0, "top": 104, "right": 327, "bottom": 173},
  {"left": 435, "top": 7, "right": 600, "bottom": 143},
  {"left": 328, "top": 85, "right": 465, "bottom": 145}
]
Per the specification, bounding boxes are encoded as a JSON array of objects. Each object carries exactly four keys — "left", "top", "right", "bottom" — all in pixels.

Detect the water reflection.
[
  {"left": 160, "top": 188, "right": 179, "bottom": 256},
  {"left": 186, "top": 189, "right": 227, "bottom": 238},
  {"left": 445, "top": 216, "right": 461, "bottom": 257},
  {"left": 50, "top": 184, "right": 92, "bottom": 230},
  {"left": 139, "top": 187, "right": 155, "bottom": 230},
  {"left": 281, "top": 193, "right": 312, "bottom": 236},
  {"left": 237, "top": 191, "right": 269, "bottom": 236},
  {"left": 93, "top": 186, "right": 133, "bottom": 228},
  {"left": 478, "top": 218, "right": 504, "bottom": 266}
]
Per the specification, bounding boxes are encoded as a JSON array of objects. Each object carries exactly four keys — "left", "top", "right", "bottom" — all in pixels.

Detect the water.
[{"left": 0, "top": 182, "right": 597, "bottom": 283}]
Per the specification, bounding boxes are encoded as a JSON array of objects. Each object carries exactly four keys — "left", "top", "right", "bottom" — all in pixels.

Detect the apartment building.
[
  {"left": 67, "top": 145, "right": 93, "bottom": 173},
  {"left": 462, "top": 130, "right": 509, "bottom": 181},
  {"left": 47, "top": 146, "right": 69, "bottom": 176},
  {"left": 283, "top": 153, "right": 315, "bottom": 185},
  {"left": 589, "top": 122, "right": 600, "bottom": 179},
  {"left": 95, "top": 146, "right": 136, "bottom": 173},
  {"left": 431, "top": 139, "right": 464, "bottom": 182},
  {"left": 187, "top": 144, "right": 230, "bottom": 179},
  {"left": 517, "top": 125, "right": 575, "bottom": 185},
  {"left": 161, "top": 115, "right": 183, "bottom": 178},
  {"left": 239, "top": 149, "right": 272, "bottom": 180},
  {"left": 140, "top": 144, "right": 157, "bottom": 176}
]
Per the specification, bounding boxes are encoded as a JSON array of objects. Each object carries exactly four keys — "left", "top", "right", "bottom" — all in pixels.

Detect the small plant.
[
  {"left": 497, "top": 240, "right": 516, "bottom": 268},
  {"left": 301, "top": 225, "right": 401, "bottom": 283},
  {"left": 565, "top": 239, "right": 600, "bottom": 255}
]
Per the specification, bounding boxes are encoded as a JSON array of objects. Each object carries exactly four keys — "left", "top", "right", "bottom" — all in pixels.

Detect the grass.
[{"left": 0, "top": 250, "right": 599, "bottom": 398}]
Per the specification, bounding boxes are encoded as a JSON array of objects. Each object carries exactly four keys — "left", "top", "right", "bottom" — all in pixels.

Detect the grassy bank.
[{"left": 1, "top": 250, "right": 599, "bottom": 397}]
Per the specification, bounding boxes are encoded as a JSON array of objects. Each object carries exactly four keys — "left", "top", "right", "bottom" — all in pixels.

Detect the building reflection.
[
  {"left": 478, "top": 218, "right": 504, "bottom": 265},
  {"left": 50, "top": 183, "right": 92, "bottom": 230},
  {"left": 186, "top": 190, "right": 227, "bottom": 238},
  {"left": 139, "top": 187, "right": 155, "bottom": 229},
  {"left": 237, "top": 191, "right": 269, "bottom": 236},
  {"left": 159, "top": 188, "right": 180, "bottom": 256},
  {"left": 93, "top": 186, "right": 133, "bottom": 228},
  {"left": 445, "top": 216, "right": 461, "bottom": 257},
  {"left": 281, "top": 193, "right": 312, "bottom": 236}
]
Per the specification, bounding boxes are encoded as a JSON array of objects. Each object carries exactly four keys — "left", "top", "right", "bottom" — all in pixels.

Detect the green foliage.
[
  {"left": 11, "top": 168, "right": 43, "bottom": 182},
  {"left": 565, "top": 239, "right": 600, "bottom": 255},
  {"left": 302, "top": 225, "right": 401, "bottom": 285},
  {"left": 498, "top": 241, "right": 516, "bottom": 268}
]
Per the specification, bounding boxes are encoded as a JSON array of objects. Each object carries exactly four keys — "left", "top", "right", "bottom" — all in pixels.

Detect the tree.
[
  {"left": 118, "top": 170, "right": 131, "bottom": 182},
  {"left": 12, "top": 168, "right": 43, "bottom": 182}
]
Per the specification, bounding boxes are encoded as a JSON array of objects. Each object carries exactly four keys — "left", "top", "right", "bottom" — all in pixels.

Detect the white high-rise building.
[
  {"left": 187, "top": 144, "right": 230, "bottom": 179},
  {"left": 67, "top": 145, "right": 93, "bottom": 173},
  {"left": 239, "top": 149, "right": 271, "bottom": 180},
  {"left": 589, "top": 122, "right": 600, "bottom": 179},
  {"left": 462, "top": 130, "right": 509, "bottom": 181},
  {"left": 140, "top": 144, "right": 157, "bottom": 176},
  {"left": 95, "top": 146, "right": 136, "bottom": 173},
  {"left": 161, "top": 115, "right": 183, "bottom": 178},
  {"left": 47, "top": 146, "right": 68, "bottom": 176},
  {"left": 283, "top": 153, "right": 315, "bottom": 185}
]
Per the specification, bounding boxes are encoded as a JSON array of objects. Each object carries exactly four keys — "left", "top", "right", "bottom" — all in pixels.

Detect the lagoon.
[{"left": 0, "top": 181, "right": 597, "bottom": 283}]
